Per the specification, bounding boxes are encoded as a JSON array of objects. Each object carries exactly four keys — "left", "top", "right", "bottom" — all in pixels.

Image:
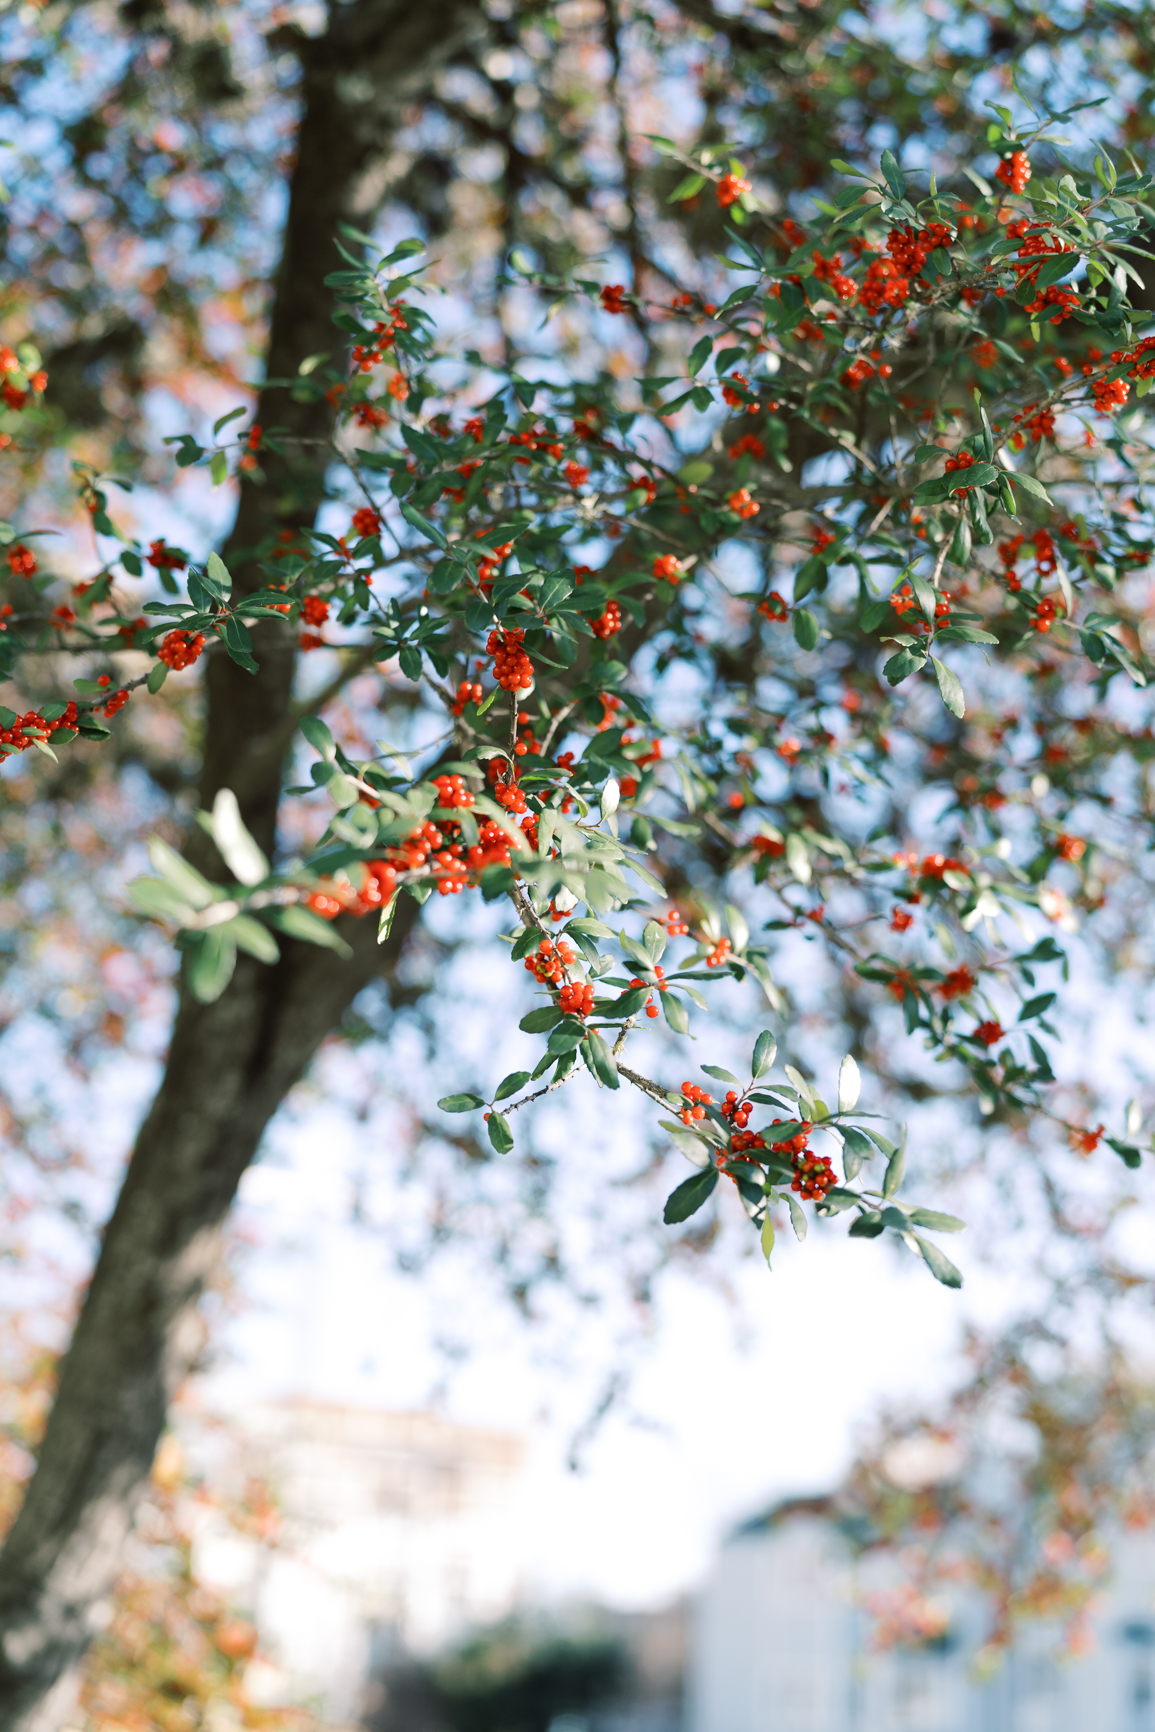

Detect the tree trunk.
[{"left": 0, "top": 3, "right": 487, "bottom": 1724}]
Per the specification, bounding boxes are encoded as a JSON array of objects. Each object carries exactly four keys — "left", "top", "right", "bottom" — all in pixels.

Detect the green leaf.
[
  {"left": 520, "top": 1006, "right": 563, "bottom": 1032},
  {"left": 702, "top": 1063, "right": 740, "bottom": 1085},
  {"left": 778, "top": 1192, "right": 804, "bottom": 1242},
  {"left": 837, "top": 1054, "right": 861, "bottom": 1112},
  {"left": 793, "top": 607, "right": 819, "bottom": 651},
  {"left": 1019, "top": 991, "right": 1057, "bottom": 1020},
  {"left": 209, "top": 788, "right": 269, "bottom": 887},
  {"left": 907, "top": 1208, "right": 966, "bottom": 1233},
  {"left": 1013, "top": 471, "right": 1053, "bottom": 505},
  {"left": 147, "top": 839, "right": 216, "bottom": 910},
  {"left": 786, "top": 833, "right": 810, "bottom": 884},
  {"left": 209, "top": 449, "right": 229, "bottom": 487},
  {"left": 300, "top": 714, "right": 336, "bottom": 761},
  {"left": 914, "top": 1233, "right": 963, "bottom": 1288},
  {"left": 687, "top": 335, "right": 713, "bottom": 375},
  {"left": 880, "top": 148, "right": 906, "bottom": 199},
  {"left": 127, "top": 877, "right": 196, "bottom": 921},
  {"left": 760, "top": 1211, "right": 775, "bottom": 1265},
  {"left": 494, "top": 1070, "right": 531, "bottom": 1102},
  {"left": 221, "top": 914, "right": 280, "bottom": 963},
  {"left": 219, "top": 613, "right": 257, "bottom": 673},
  {"left": 668, "top": 172, "right": 707, "bottom": 203},
  {"left": 584, "top": 1030, "right": 620, "bottom": 1089},
  {"left": 662, "top": 991, "right": 690, "bottom": 1033},
  {"left": 849, "top": 1210, "right": 885, "bottom": 1238},
  {"left": 147, "top": 662, "right": 168, "bottom": 694},
  {"left": 267, "top": 905, "right": 353, "bottom": 956},
  {"left": 187, "top": 929, "right": 237, "bottom": 1003},
  {"left": 439, "top": 1093, "right": 486, "bottom": 1112},
  {"left": 663, "top": 1167, "right": 718, "bottom": 1224},
  {"left": 753, "top": 1031, "right": 777, "bottom": 1078},
  {"left": 487, "top": 1110, "right": 515, "bottom": 1154},
  {"left": 398, "top": 644, "right": 423, "bottom": 682},
  {"left": 841, "top": 1126, "right": 874, "bottom": 1180},
  {"left": 885, "top": 646, "right": 927, "bottom": 686},
  {"left": 400, "top": 502, "right": 449, "bottom": 549},
  {"left": 793, "top": 556, "right": 827, "bottom": 602},
  {"left": 882, "top": 1135, "right": 906, "bottom": 1198},
  {"left": 931, "top": 656, "right": 965, "bottom": 718},
  {"left": 205, "top": 551, "right": 233, "bottom": 595}
]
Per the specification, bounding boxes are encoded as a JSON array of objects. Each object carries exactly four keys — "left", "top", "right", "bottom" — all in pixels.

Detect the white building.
[
  {"left": 180, "top": 1399, "right": 527, "bottom": 1725},
  {"left": 688, "top": 1498, "right": 1155, "bottom": 1732}
]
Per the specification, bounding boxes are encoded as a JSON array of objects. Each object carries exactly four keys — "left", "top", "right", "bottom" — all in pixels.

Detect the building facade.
[{"left": 688, "top": 1502, "right": 1155, "bottom": 1732}]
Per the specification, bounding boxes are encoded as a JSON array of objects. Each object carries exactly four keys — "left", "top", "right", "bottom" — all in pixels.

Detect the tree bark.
[{"left": 0, "top": 2, "right": 488, "bottom": 1724}]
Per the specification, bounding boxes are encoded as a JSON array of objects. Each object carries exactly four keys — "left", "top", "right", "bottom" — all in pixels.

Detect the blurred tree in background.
[{"left": 1, "top": 0, "right": 1155, "bottom": 1725}]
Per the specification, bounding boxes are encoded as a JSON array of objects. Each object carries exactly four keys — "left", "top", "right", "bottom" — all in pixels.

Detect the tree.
[{"left": 2, "top": 1, "right": 1155, "bottom": 1724}]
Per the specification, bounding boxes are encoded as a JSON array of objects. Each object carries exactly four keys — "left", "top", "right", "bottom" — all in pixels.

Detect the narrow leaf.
[{"left": 663, "top": 1167, "right": 718, "bottom": 1224}]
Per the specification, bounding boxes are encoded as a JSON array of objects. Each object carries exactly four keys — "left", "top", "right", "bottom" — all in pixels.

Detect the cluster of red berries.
[
  {"left": 720, "top": 1090, "right": 753, "bottom": 1129},
  {"left": 7, "top": 544, "right": 36, "bottom": 578},
  {"left": 730, "top": 433, "right": 765, "bottom": 460},
  {"left": 600, "top": 285, "right": 629, "bottom": 315},
  {"left": 1032, "top": 597, "right": 1062, "bottom": 633},
  {"left": 1054, "top": 833, "right": 1086, "bottom": 861},
  {"left": 1012, "top": 403, "right": 1056, "bottom": 443},
  {"left": 757, "top": 592, "right": 788, "bottom": 622},
  {"left": 0, "top": 701, "right": 78, "bottom": 752},
  {"left": 347, "top": 307, "right": 407, "bottom": 376},
  {"left": 940, "top": 967, "right": 977, "bottom": 1000},
  {"left": 1069, "top": 1123, "right": 1104, "bottom": 1156},
  {"left": 727, "top": 488, "right": 759, "bottom": 519},
  {"left": 432, "top": 773, "right": 476, "bottom": 810},
  {"left": 665, "top": 908, "right": 690, "bottom": 936},
  {"left": 100, "top": 687, "right": 130, "bottom": 719},
  {"left": 842, "top": 357, "right": 876, "bottom": 390},
  {"left": 716, "top": 172, "right": 751, "bottom": 208},
  {"left": 886, "top": 222, "right": 952, "bottom": 276},
  {"left": 890, "top": 907, "right": 914, "bottom": 932},
  {"left": 653, "top": 555, "right": 683, "bottom": 583},
  {"left": 811, "top": 252, "right": 857, "bottom": 300},
  {"left": 591, "top": 600, "right": 622, "bottom": 639},
  {"left": 973, "top": 1020, "right": 1005, "bottom": 1048},
  {"left": 487, "top": 627, "right": 534, "bottom": 693},
  {"left": 721, "top": 373, "right": 752, "bottom": 408},
  {"left": 858, "top": 256, "right": 910, "bottom": 315},
  {"left": 307, "top": 891, "right": 345, "bottom": 918},
  {"left": 477, "top": 540, "right": 513, "bottom": 587},
  {"left": 995, "top": 150, "right": 1031, "bottom": 194},
  {"left": 889, "top": 586, "right": 951, "bottom": 633},
  {"left": 158, "top": 630, "right": 206, "bottom": 670},
  {"left": 998, "top": 530, "right": 1055, "bottom": 591},
  {"left": 559, "top": 980, "right": 595, "bottom": 1018},
  {"left": 705, "top": 937, "right": 732, "bottom": 968},
  {"left": 1093, "top": 377, "right": 1130, "bottom": 415},
  {"left": 494, "top": 779, "right": 528, "bottom": 814},
  {"left": 148, "top": 540, "right": 186, "bottom": 572},
  {"left": 895, "top": 851, "right": 966, "bottom": 882},
  {"left": 679, "top": 1081, "right": 714, "bottom": 1126},
  {"left": 301, "top": 596, "right": 329, "bottom": 625},
  {"left": 526, "top": 936, "right": 577, "bottom": 985},
  {"left": 768, "top": 1118, "right": 813, "bottom": 1160},
  {"left": 451, "top": 677, "right": 484, "bottom": 715},
  {"left": 751, "top": 834, "right": 786, "bottom": 858},
  {"left": 1024, "top": 284, "right": 1080, "bottom": 324},
  {"left": 791, "top": 1149, "right": 836, "bottom": 1201},
  {"left": 628, "top": 963, "right": 667, "bottom": 1018},
  {"left": 728, "top": 1129, "right": 767, "bottom": 1159},
  {"left": 943, "top": 450, "right": 975, "bottom": 492}
]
